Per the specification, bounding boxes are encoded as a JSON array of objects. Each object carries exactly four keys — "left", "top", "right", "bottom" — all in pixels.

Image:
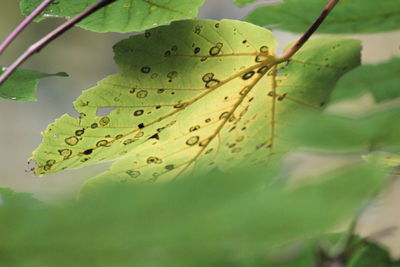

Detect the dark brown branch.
[
  {"left": 276, "top": 0, "right": 340, "bottom": 63},
  {"left": 0, "top": 0, "right": 117, "bottom": 85},
  {"left": 0, "top": 0, "right": 53, "bottom": 55}
]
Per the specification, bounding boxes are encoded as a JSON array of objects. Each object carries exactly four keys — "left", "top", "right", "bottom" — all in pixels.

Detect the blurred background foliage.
[{"left": 1, "top": 0, "right": 400, "bottom": 263}]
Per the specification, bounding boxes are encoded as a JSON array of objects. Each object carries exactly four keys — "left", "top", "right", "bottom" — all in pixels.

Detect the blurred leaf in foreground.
[
  {"left": 0, "top": 188, "right": 43, "bottom": 209},
  {"left": 347, "top": 238, "right": 400, "bottom": 267},
  {"left": 234, "top": 0, "right": 258, "bottom": 6},
  {"left": 330, "top": 57, "right": 400, "bottom": 104},
  {"left": 243, "top": 0, "right": 400, "bottom": 34},
  {"left": 286, "top": 107, "right": 400, "bottom": 153},
  {"left": 0, "top": 67, "right": 68, "bottom": 102},
  {"left": 0, "top": 162, "right": 386, "bottom": 266}
]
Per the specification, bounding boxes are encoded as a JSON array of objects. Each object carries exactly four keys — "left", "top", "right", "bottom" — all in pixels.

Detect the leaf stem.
[
  {"left": 276, "top": 0, "right": 340, "bottom": 63},
  {"left": 0, "top": 0, "right": 54, "bottom": 55},
  {"left": 0, "top": 0, "right": 118, "bottom": 85}
]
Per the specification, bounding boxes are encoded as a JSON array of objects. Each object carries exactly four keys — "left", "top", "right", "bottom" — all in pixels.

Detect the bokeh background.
[{"left": 1, "top": 0, "right": 400, "bottom": 257}]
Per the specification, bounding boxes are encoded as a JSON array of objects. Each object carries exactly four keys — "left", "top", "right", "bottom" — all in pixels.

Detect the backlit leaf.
[
  {"left": 31, "top": 19, "right": 361, "bottom": 183},
  {"left": 244, "top": 0, "right": 400, "bottom": 34},
  {"left": 0, "top": 67, "right": 67, "bottom": 102},
  {"left": 20, "top": 0, "right": 206, "bottom": 33}
]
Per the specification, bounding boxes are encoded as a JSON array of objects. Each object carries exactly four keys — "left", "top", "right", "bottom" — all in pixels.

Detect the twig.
[
  {"left": 276, "top": 0, "right": 340, "bottom": 63},
  {"left": 0, "top": 0, "right": 118, "bottom": 85},
  {"left": 0, "top": 0, "right": 53, "bottom": 55}
]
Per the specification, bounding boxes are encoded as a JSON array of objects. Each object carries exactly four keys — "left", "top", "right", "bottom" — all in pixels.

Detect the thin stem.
[
  {"left": 276, "top": 0, "right": 340, "bottom": 63},
  {"left": 0, "top": 0, "right": 53, "bottom": 55},
  {"left": 0, "top": 0, "right": 117, "bottom": 85}
]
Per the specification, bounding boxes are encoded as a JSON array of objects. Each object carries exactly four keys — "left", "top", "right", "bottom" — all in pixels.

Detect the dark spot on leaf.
[
  {"left": 96, "top": 140, "right": 109, "bottom": 147},
  {"left": 134, "top": 110, "right": 144, "bottom": 116},
  {"left": 186, "top": 136, "right": 199, "bottom": 146},
  {"left": 126, "top": 170, "right": 140, "bottom": 178},
  {"left": 83, "top": 149, "right": 93, "bottom": 155},
  {"left": 165, "top": 164, "right": 175, "bottom": 170},
  {"left": 242, "top": 71, "right": 255, "bottom": 80},
  {"left": 141, "top": 66, "right": 151, "bottom": 73},
  {"left": 75, "top": 129, "right": 85, "bottom": 136},
  {"left": 65, "top": 136, "right": 79, "bottom": 146}
]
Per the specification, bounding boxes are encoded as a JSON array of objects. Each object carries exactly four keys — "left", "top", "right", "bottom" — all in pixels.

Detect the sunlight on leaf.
[
  {"left": 31, "top": 19, "right": 361, "bottom": 183},
  {"left": 20, "top": 0, "right": 206, "bottom": 32}
]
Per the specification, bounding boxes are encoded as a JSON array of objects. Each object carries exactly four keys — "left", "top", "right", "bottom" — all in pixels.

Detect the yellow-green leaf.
[{"left": 31, "top": 19, "right": 361, "bottom": 183}]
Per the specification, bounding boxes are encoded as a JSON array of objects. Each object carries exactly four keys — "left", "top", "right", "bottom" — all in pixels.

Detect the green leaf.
[
  {"left": 0, "top": 68, "right": 68, "bottom": 102},
  {"left": 31, "top": 19, "right": 360, "bottom": 183},
  {"left": 0, "top": 163, "right": 385, "bottom": 266},
  {"left": 20, "top": 0, "right": 206, "bottom": 33},
  {"left": 234, "top": 0, "right": 259, "bottom": 7},
  {"left": 346, "top": 237, "right": 400, "bottom": 267},
  {"left": 286, "top": 107, "right": 400, "bottom": 152},
  {"left": 244, "top": 0, "right": 400, "bottom": 34},
  {"left": 330, "top": 57, "right": 400, "bottom": 104},
  {"left": 0, "top": 188, "right": 43, "bottom": 209}
]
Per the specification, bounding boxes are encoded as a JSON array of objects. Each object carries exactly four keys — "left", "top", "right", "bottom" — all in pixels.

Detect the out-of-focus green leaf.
[
  {"left": 0, "top": 67, "right": 67, "bottom": 102},
  {"left": 286, "top": 107, "right": 400, "bottom": 152},
  {"left": 347, "top": 239, "right": 400, "bottom": 267},
  {"left": 263, "top": 234, "right": 400, "bottom": 267},
  {"left": 244, "top": 0, "right": 400, "bottom": 34},
  {"left": 234, "top": 0, "right": 259, "bottom": 7},
  {"left": 0, "top": 162, "right": 385, "bottom": 266},
  {"left": 0, "top": 188, "right": 43, "bottom": 209},
  {"left": 30, "top": 19, "right": 361, "bottom": 184},
  {"left": 19, "top": 0, "right": 206, "bottom": 33},
  {"left": 330, "top": 57, "right": 400, "bottom": 104}
]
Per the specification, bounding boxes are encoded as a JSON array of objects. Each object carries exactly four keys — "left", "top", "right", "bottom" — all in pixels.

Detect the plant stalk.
[
  {"left": 276, "top": 0, "right": 340, "bottom": 63},
  {"left": 0, "top": 0, "right": 117, "bottom": 85},
  {"left": 0, "top": 0, "right": 53, "bottom": 55}
]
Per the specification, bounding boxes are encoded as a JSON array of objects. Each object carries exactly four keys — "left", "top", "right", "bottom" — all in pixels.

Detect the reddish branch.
[
  {"left": 276, "top": 0, "right": 340, "bottom": 62},
  {"left": 0, "top": 0, "right": 117, "bottom": 85},
  {"left": 0, "top": 0, "right": 53, "bottom": 55}
]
